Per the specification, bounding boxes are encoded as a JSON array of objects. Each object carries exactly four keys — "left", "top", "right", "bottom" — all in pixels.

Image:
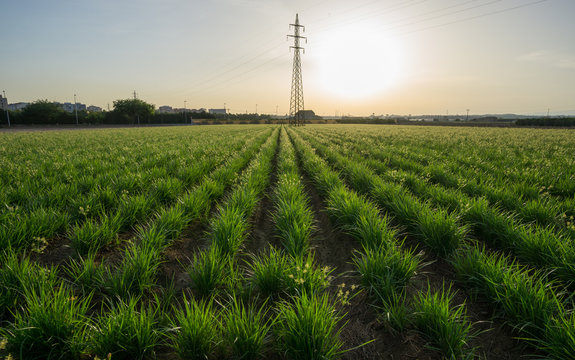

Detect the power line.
[
  {"left": 397, "top": 0, "right": 549, "bottom": 37},
  {"left": 177, "top": 0, "right": 549, "bottom": 109}
]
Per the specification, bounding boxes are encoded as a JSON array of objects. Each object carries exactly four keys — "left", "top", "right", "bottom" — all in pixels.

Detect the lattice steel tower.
[{"left": 288, "top": 13, "right": 306, "bottom": 126}]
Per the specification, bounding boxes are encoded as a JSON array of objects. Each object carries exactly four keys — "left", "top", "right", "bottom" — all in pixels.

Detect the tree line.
[
  {"left": 1, "top": 99, "right": 274, "bottom": 126},
  {"left": 515, "top": 118, "right": 575, "bottom": 127},
  {"left": 3, "top": 99, "right": 199, "bottom": 126}
]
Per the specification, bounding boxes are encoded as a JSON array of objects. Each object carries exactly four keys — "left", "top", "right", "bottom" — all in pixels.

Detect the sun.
[{"left": 313, "top": 22, "right": 403, "bottom": 99}]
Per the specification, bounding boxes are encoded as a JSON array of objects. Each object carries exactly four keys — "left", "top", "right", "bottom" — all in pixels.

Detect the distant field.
[{"left": 1, "top": 124, "right": 574, "bottom": 359}]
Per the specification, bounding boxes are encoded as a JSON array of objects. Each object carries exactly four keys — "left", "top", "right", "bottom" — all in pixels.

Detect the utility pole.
[
  {"left": 184, "top": 100, "right": 187, "bottom": 123},
  {"left": 256, "top": 104, "right": 258, "bottom": 115},
  {"left": 466, "top": 109, "right": 470, "bottom": 121},
  {"left": 133, "top": 91, "right": 139, "bottom": 125},
  {"left": 288, "top": 13, "right": 306, "bottom": 126},
  {"left": 74, "top": 94, "right": 79, "bottom": 125},
  {"left": 2, "top": 90, "right": 10, "bottom": 127}
]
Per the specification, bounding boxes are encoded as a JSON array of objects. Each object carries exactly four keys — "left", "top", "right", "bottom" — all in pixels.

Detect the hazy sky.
[{"left": 1, "top": 0, "right": 574, "bottom": 116}]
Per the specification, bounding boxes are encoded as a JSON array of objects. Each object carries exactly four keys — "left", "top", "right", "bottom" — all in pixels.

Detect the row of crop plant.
[
  {"left": 302, "top": 129, "right": 575, "bottom": 290},
  {"left": 297, "top": 130, "right": 464, "bottom": 257},
  {"left": 0, "top": 128, "right": 278, "bottom": 359},
  {"left": 180, "top": 127, "right": 348, "bottom": 359},
  {"left": 288, "top": 129, "right": 476, "bottom": 359},
  {"left": 306, "top": 127, "right": 574, "bottom": 244},
  {"left": 68, "top": 129, "right": 270, "bottom": 256},
  {"left": 293, "top": 127, "right": 575, "bottom": 358},
  {"left": 78, "top": 128, "right": 275, "bottom": 299},
  {"left": 0, "top": 127, "right": 260, "bottom": 213},
  {"left": 1, "top": 126, "right": 343, "bottom": 360},
  {"left": 309, "top": 127, "right": 575, "bottom": 235},
  {"left": 253, "top": 127, "right": 342, "bottom": 358},
  {"left": 0, "top": 127, "right": 268, "bottom": 251},
  {"left": 313, "top": 125, "right": 575, "bottom": 202},
  {"left": 249, "top": 128, "right": 329, "bottom": 298},
  {"left": 364, "top": 126, "right": 574, "bottom": 199},
  {"left": 179, "top": 128, "right": 280, "bottom": 359}
]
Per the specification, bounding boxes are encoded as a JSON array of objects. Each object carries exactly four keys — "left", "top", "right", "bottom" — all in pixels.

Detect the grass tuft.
[
  {"left": 412, "top": 284, "right": 474, "bottom": 359},
  {"left": 170, "top": 295, "right": 221, "bottom": 360},
  {"left": 222, "top": 296, "right": 273, "bottom": 359},
  {"left": 2, "top": 282, "right": 92, "bottom": 360},
  {"left": 276, "top": 292, "right": 345, "bottom": 360},
  {"left": 248, "top": 247, "right": 290, "bottom": 297},
  {"left": 354, "top": 244, "right": 419, "bottom": 302},
  {"left": 188, "top": 247, "right": 234, "bottom": 297},
  {"left": 90, "top": 296, "right": 162, "bottom": 360}
]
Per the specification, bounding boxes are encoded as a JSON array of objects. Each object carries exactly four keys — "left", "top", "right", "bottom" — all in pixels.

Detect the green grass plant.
[
  {"left": 104, "top": 244, "right": 161, "bottom": 298},
  {"left": 271, "top": 128, "right": 316, "bottom": 257},
  {"left": 180, "top": 181, "right": 214, "bottom": 219},
  {"left": 411, "top": 284, "right": 474, "bottom": 359},
  {"left": 66, "top": 252, "right": 104, "bottom": 293},
  {"left": 276, "top": 292, "right": 344, "bottom": 360},
  {"left": 188, "top": 247, "right": 235, "bottom": 297},
  {"left": 539, "top": 312, "right": 575, "bottom": 359},
  {"left": 354, "top": 244, "right": 419, "bottom": 302},
  {"left": 326, "top": 185, "right": 396, "bottom": 250},
  {"left": 222, "top": 296, "right": 274, "bottom": 359},
  {"left": 285, "top": 255, "right": 332, "bottom": 295},
  {"left": 70, "top": 213, "right": 122, "bottom": 255},
  {"left": 90, "top": 296, "right": 162, "bottom": 360},
  {"left": 145, "top": 205, "right": 190, "bottom": 243},
  {"left": 169, "top": 296, "right": 221, "bottom": 360},
  {"left": 149, "top": 176, "right": 184, "bottom": 204},
  {"left": 2, "top": 282, "right": 92, "bottom": 360},
  {"left": 452, "top": 246, "right": 562, "bottom": 338},
  {"left": 210, "top": 205, "right": 249, "bottom": 257},
  {"left": 0, "top": 207, "right": 70, "bottom": 249},
  {"left": 116, "top": 194, "right": 154, "bottom": 230},
  {"left": 248, "top": 247, "right": 291, "bottom": 297},
  {"left": 273, "top": 175, "right": 314, "bottom": 257},
  {"left": 0, "top": 253, "right": 58, "bottom": 318}
]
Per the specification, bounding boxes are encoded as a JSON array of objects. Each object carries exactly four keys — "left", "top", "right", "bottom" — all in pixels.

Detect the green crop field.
[{"left": 1, "top": 124, "right": 574, "bottom": 359}]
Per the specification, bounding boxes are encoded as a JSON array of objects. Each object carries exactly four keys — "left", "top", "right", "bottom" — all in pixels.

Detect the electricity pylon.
[{"left": 288, "top": 13, "right": 306, "bottom": 126}]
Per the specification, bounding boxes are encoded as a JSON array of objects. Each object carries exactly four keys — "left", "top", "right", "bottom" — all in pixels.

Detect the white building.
[
  {"left": 209, "top": 108, "right": 227, "bottom": 115},
  {"left": 87, "top": 105, "right": 102, "bottom": 112},
  {"left": 0, "top": 95, "right": 7, "bottom": 110},
  {"left": 158, "top": 105, "right": 174, "bottom": 113},
  {"left": 60, "top": 102, "right": 86, "bottom": 112},
  {"left": 7, "top": 102, "right": 29, "bottom": 111}
]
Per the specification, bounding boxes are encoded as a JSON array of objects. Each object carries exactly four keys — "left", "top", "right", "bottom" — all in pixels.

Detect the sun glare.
[{"left": 314, "top": 23, "right": 403, "bottom": 99}]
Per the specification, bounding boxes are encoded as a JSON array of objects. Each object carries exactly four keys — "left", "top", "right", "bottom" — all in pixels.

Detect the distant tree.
[
  {"left": 19, "top": 100, "right": 69, "bottom": 124},
  {"left": 85, "top": 111, "right": 104, "bottom": 124},
  {"left": 112, "top": 99, "right": 154, "bottom": 124}
]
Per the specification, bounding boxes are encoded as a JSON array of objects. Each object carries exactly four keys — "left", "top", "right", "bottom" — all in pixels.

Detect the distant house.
[
  {"left": 7, "top": 102, "right": 30, "bottom": 111},
  {"left": 296, "top": 109, "right": 320, "bottom": 120},
  {"left": 209, "top": 108, "right": 227, "bottom": 115},
  {"left": 0, "top": 95, "right": 7, "bottom": 110},
  {"left": 158, "top": 106, "right": 174, "bottom": 113},
  {"left": 87, "top": 105, "right": 102, "bottom": 112},
  {"left": 60, "top": 102, "right": 86, "bottom": 112}
]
